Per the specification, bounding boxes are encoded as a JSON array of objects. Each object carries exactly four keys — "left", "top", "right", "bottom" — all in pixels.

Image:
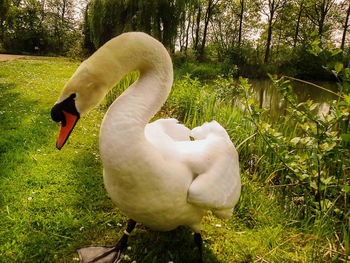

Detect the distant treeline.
[{"left": 1, "top": 0, "right": 350, "bottom": 79}]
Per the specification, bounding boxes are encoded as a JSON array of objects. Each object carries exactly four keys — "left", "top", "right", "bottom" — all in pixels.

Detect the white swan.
[{"left": 51, "top": 32, "right": 241, "bottom": 263}]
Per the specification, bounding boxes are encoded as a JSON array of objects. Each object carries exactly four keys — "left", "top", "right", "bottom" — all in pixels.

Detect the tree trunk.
[
  {"left": 185, "top": 9, "right": 191, "bottom": 53},
  {"left": 276, "top": 27, "right": 282, "bottom": 56},
  {"left": 318, "top": 15, "right": 325, "bottom": 37},
  {"left": 238, "top": 0, "right": 244, "bottom": 46},
  {"left": 59, "top": 0, "right": 67, "bottom": 54},
  {"left": 293, "top": 0, "right": 304, "bottom": 48},
  {"left": 318, "top": 0, "right": 335, "bottom": 39},
  {"left": 199, "top": 0, "right": 214, "bottom": 61},
  {"left": 304, "top": 0, "right": 335, "bottom": 40},
  {"left": 194, "top": 2, "right": 201, "bottom": 51},
  {"left": 341, "top": 2, "right": 350, "bottom": 51},
  {"left": 264, "top": 16, "right": 273, "bottom": 64}
]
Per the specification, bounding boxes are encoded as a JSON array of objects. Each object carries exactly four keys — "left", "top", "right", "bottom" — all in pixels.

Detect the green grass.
[{"left": 0, "top": 58, "right": 347, "bottom": 262}]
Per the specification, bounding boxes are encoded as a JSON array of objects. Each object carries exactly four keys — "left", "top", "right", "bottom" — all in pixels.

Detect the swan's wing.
[
  {"left": 148, "top": 118, "right": 191, "bottom": 141},
  {"left": 144, "top": 118, "right": 191, "bottom": 157},
  {"left": 184, "top": 121, "right": 241, "bottom": 212},
  {"left": 187, "top": 148, "right": 241, "bottom": 209},
  {"left": 145, "top": 119, "right": 241, "bottom": 213}
]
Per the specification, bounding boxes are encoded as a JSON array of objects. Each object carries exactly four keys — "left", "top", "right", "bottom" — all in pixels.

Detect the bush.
[{"left": 174, "top": 62, "right": 235, "bottom": 81}]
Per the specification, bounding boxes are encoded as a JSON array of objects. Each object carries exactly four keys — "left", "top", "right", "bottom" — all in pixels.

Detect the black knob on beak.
[
  {"left": 51, "top": 104, "right": 65, "bottom": 123},
  {"left": 50, "top": 93, "right": 78, "bottom": 126}
]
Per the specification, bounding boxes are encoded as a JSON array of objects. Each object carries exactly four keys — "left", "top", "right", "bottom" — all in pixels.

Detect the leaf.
[
  {"left": 320, "top": 199, "right": 332, "bottom": 209},
  {"left": 344, "top": 94, "right": 350, "bottom": 104},
  {"left": 306, "top": 100, "right": 313, "bottom": 107},
  {"left": 310, "top": 30, "right": 319, "bottom": 39},
  {"left": 247, "top": 98, "right": 255, "bottom": 105},
  {"left": 290, "top": 137, "right": 301, "bottom": 144},
  {"left": 343, "top": 68, "right": 350, "bottom": 80},
  {"left": 310, "top": 181, "right": 317, "bottom": 189},
  {"left": 262, "top": 122, "right": 270, "bottom": 130},
  {"left": 334, "top": 62, "right": 343, "bottom": 73},
  {"left": 309, "top": 103, "right": 319, "bottom": 111},
  {"left": 341, "top": 185, "right": 350, "bottom": 193},
  {"left": 341, "top": 134, "right": 350, "bottom": 143},
  {"left": 331, "top": 48, "right": 342, "bottom": 57},
  {"left": 321, "top": 176, "right": 334, "bottom": 185},
  {"left": 308, "top": 49, "right": 318, "bottom": 56},
  {"left": 310, "top": 30, "right": 318, "bottom": 37},
  {"left": 298, "top": 173, "right": 309, "bottom": 180},
  {"left": 320, "top": 142, "right": 336, "bottom": 151}
]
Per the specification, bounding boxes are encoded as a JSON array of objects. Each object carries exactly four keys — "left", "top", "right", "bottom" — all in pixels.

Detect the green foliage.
[
  {"left": 89, "top": 0, "right": 104, "bottom": 48},
  {"left": 264, "top": 75, "right": 349, "bottom": 212},
  {"left": 84, "top": 0, "right": 186, "bottom": 51},
  {"left": 279, "top": 44, "right": 332, "bottom": 80},
  {"left": 173, "top": 62, "right": 233, "bottom": 81},
  {"left": 1, "top": 0, "right": 79, "bottom": 55},
  {"left": 0, "top": 0, "right": 10, "bottom": 37},
  {"left": 232, "top": 70, "right": 349, "bottom": 260}
]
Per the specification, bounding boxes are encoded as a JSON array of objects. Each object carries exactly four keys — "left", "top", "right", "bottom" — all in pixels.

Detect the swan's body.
[{"left": 51, "top": 32, "right": 241, "bottom": 261}]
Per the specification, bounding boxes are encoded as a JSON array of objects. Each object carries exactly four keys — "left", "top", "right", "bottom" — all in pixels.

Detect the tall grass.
[{"left": 103, "top": 71, "right": 140, "bottom": 108}]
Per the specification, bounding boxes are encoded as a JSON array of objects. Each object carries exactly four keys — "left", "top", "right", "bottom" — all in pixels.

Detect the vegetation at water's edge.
[{"left": 0, "top": 55, "right": 348, "bottom": 262}]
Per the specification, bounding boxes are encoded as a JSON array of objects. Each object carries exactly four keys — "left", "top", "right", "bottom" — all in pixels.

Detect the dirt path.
[{"left": 0, "top": 54, "right": 51, "bottom": 61}]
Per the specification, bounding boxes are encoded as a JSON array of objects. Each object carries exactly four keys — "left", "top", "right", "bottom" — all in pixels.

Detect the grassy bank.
[{"left": 0, "top": 58, "right": 348, "bottom": 262}]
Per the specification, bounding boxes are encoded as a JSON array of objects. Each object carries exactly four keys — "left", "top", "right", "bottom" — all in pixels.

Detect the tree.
[
  {"left": 304, "top": 0, "right": 336, "bottom": 39},
  {"left": 293, "top": 0, "right": 306, "bottom": 47},
  {"left": 260, "top": 0, "right": 286, "bottom": 63},
  {"left": 199, "top": 0, "right": 219, "bottom": 61},
  {"left": 193, "top": 0, "right": 202, "bottom": 51},
  {"left": 0, "top": 0, "right": 81, "bottom": 54},
  {"left": 178, "top": 0, "right": 197, "bottom": 53},
  {"left": 3, "top": 0, "right": 47, "bottom": 52},
  {"left": 84, "top": 0, "right": 186, "bottom": 52},
  {"left": 0, "top": 0, "right": 10, "bottom": 42},
  {"left": 82, "top": 2, "right": 95, "bottom": 53},
  {"left": 340, "top": 0, "right": 350, "bottom": 51},
  {"left": 238, "top": 0, "right": 245, "bottom": 47},
  {"left": 46, "top": 0, "right": 76, "bottom": 53}
]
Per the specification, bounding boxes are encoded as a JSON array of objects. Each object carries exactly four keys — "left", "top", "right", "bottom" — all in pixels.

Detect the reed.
[{"left": 104, "top": 71, "right": 140, "bottom": 108}]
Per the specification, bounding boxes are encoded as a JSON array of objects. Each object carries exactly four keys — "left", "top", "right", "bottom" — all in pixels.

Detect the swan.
[{"left": 51, "top": 32, "right": 241, "bottom": 263}]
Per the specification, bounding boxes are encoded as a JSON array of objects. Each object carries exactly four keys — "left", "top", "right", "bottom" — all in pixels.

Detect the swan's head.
[
  {"left": 50, "top": 32, "right": 172, "bottom": 150},
  {"left": 51, "top": 62, "right": 107, "bottom": 150}
]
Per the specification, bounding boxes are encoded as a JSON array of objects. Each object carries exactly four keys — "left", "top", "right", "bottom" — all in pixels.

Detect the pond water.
[{"left": 250, "top": 79, "right": 339, "bottom": 120}]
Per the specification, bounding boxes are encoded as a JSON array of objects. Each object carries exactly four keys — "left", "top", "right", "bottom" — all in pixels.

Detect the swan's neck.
[
  {"left": 103, "top": 67, "right": 173, "bottom": 135},
  {"left": 93, "top": 33, "right": 173, "bottom": 162}
]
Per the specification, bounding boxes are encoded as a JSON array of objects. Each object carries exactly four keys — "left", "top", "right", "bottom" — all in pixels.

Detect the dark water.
[{"left": 250, "top": 79, "right": 339, "bottom": 120}]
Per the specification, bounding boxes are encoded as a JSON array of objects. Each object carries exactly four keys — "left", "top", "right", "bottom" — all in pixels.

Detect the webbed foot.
[
  {"left": 78, "top": 219, "right": 136, "bottom": 263},
  {"left": 78, "top": 245, "right": 123, "bottom": 263}
]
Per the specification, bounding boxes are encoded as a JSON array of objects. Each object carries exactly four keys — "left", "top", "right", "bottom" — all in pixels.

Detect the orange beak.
[{"left": 56, "top": 111, "right": 79, "bottom": 150}]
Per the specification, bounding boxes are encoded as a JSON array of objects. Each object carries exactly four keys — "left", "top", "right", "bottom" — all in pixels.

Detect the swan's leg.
[
  {"left": 194, "top": 232, "right": 205, "bottom": 263},
  {"left": 82, "top": 219, "right": 136, "bottom": 263}
]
